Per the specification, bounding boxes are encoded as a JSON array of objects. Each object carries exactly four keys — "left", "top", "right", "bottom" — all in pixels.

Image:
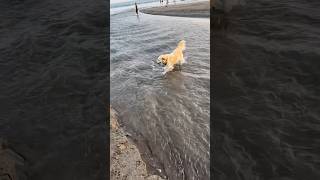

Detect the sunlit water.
[{"left": 111, "top": 10, "right": 210, "bottom": 180}]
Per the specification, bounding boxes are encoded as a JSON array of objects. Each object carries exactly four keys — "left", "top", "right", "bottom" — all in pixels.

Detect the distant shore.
[{"left": 141, "top": 1, "right": 210, "bottom": 18}]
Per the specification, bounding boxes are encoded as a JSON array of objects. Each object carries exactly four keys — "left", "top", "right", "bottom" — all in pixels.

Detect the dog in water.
[{"left": 157, "top": 40, "right": 186, "bottom": 75}]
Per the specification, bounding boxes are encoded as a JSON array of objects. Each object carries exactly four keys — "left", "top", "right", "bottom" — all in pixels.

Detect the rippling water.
[
  {"left": 213, "top": 0, "right": 320, "bottom": 179},
  {"left": 111, "top": 10, "right": 210, "bottom": 179},
  {"left": 0, "top": 0, "right": 107, "bottom": 179}
]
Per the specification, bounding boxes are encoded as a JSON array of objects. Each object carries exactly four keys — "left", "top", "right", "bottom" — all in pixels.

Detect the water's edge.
[{"left": 110, "top": 107, "right": 165, "bottom": 179}]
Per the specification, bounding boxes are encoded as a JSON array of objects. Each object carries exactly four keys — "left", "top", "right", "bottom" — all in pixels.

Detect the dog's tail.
[{"left": 178, "top": 40, "right": 186, "bottom": 51}]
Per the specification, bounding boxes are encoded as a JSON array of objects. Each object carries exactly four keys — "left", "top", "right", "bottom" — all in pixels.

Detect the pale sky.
[{"left": 110, "top": 0, "right": 131, "bottom": 4}]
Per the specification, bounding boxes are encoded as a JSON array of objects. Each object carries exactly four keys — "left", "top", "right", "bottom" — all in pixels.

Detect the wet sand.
[
  {"left": 110, "top": 108, "right": 164, "bottom": 180},
  {"left": 141, "top": 1, "right": 210, "bottom": 18}
]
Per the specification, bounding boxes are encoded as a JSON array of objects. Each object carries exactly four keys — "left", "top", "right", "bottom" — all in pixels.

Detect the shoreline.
[
  {"left": 110, "top": 107, "right": 164, "bottom": 180},
  {"left": 141, "top": 1, "right": 210, "bottom": 18}
]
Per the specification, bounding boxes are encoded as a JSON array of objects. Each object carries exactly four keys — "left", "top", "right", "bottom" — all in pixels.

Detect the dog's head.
[{"left": 157, "top": 54, "right": 169, "bottom": 65}]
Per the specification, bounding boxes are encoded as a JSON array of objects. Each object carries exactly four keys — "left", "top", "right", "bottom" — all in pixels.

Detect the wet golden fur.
[{"left": 157, "top": 40, "right": 186, "bottom": 74}]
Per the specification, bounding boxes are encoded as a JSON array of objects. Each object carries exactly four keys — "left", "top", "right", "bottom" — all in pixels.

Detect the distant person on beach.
[{"left": 135, "top": 2, "right": 138, "bottom": 15}]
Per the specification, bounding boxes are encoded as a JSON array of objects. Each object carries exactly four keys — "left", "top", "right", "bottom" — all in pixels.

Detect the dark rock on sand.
[{"left": 0, "top": 139, "right": 26, "bottom": 180}]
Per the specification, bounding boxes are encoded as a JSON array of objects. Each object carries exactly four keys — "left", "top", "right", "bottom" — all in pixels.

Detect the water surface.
[
  {"left": 0, "top": 0, "right": 108, "bottom": 179},
  {"left": 213, "top": 0, "right": 320, "bottom": 179},
  {"left": 111, "top": 10, "right": 210, "bottom": 180}
]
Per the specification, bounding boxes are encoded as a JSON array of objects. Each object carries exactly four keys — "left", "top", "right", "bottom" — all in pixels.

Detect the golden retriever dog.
[{"left": 157, "top": 40, "right": 186, "bottom": 75}]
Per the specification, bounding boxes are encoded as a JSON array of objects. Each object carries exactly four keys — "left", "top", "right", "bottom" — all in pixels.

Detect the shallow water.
[
  {"left": 213, "top": 0, "right": 320, "bottom": 179},
  {"left": 111, "top": 11, "right": 210, "bottom": 179}
]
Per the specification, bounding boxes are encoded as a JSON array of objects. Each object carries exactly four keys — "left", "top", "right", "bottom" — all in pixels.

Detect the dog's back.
[{"left": 171, "top": 40, "right": 186, "bottom": 64}]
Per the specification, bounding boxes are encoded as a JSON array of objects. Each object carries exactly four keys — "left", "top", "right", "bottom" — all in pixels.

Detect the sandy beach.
[
  {"left": 110, "top": 108, "right": 164, "bottom": 180},
  {"left": 141, "top": 1, "right": 210, "bottom": 18}
]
